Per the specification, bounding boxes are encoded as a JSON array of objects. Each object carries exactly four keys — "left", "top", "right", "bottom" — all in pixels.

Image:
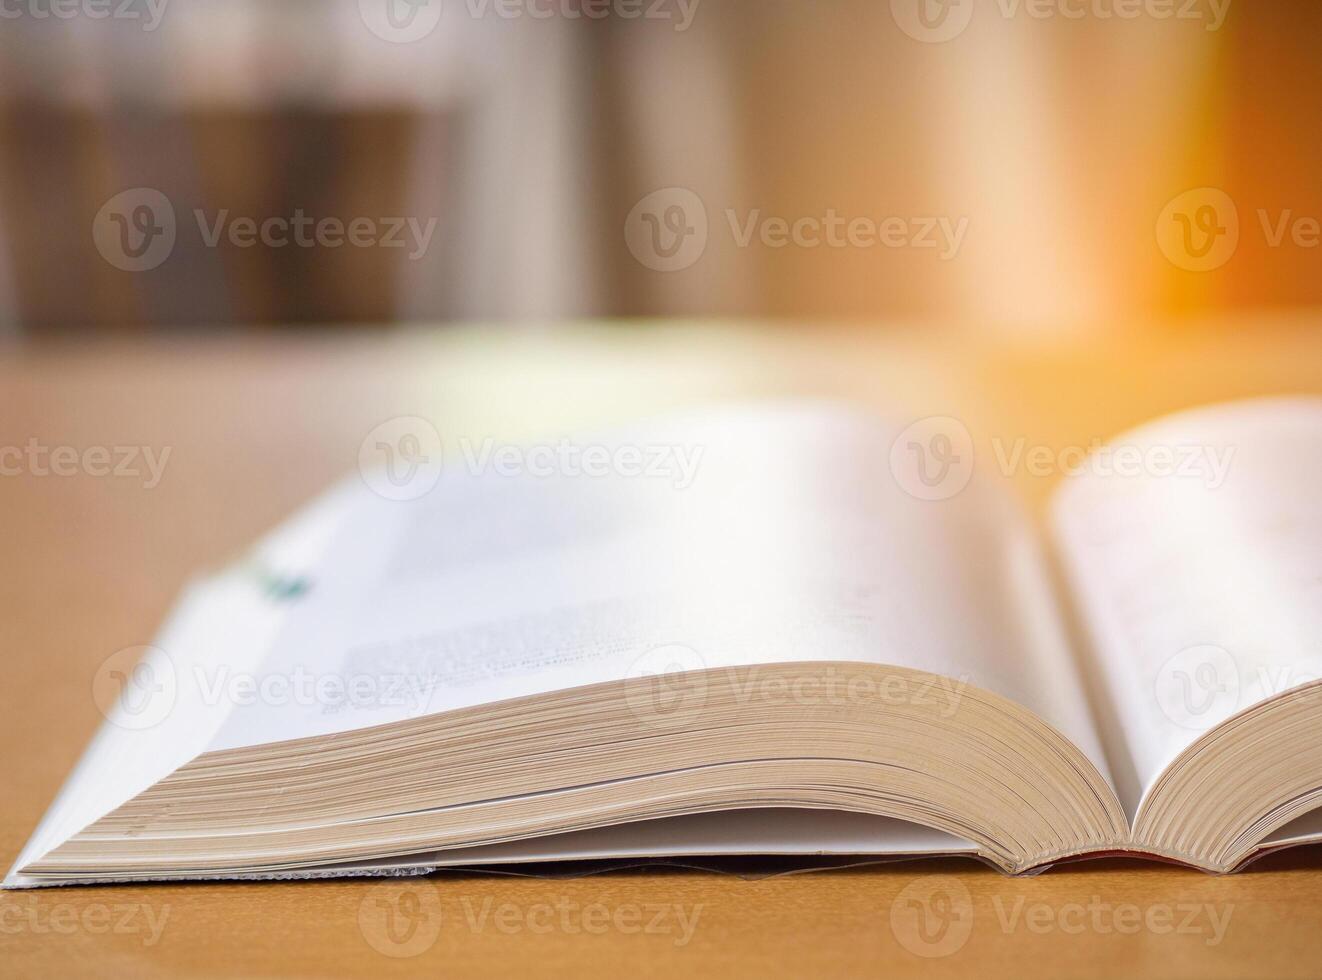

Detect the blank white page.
[
  {"left": 207, "top": 403, "right": 1109, "bottom": 788},
  {"left": 1050, "top": 398, "right": 1322, "bottom": 820}
]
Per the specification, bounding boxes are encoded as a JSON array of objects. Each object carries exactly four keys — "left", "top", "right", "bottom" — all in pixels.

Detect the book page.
[
  {"left": 5, "top": 481, "right": 357, "bottom": 887},
  {"left": 9, "top": 402, "right": 1113, "bottom": 884},
  {"left": 1050, "top": 398, "right": 1322, "bottom": 820},
  {"left": 204, "top": 403, "right": 1110, "bottom": 788}
]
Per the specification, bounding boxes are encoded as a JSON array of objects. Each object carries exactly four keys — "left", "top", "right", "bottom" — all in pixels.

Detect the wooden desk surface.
[{"left": 3, "top": 320, "right": 1322, "bottom": 979}]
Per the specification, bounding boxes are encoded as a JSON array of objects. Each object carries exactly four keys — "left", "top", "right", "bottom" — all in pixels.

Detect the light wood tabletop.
[{"left": 3, "top": 319, "right": 1322, "bottom": 979}]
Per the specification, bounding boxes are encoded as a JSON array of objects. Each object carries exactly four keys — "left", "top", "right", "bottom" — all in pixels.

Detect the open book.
[{"left": 9, "top": 398, "right": 1322, "bottom": 887}]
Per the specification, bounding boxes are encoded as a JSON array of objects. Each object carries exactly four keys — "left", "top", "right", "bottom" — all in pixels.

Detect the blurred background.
[{"left": 0, "top": 0, "right": 1319, "bottom": 337}]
